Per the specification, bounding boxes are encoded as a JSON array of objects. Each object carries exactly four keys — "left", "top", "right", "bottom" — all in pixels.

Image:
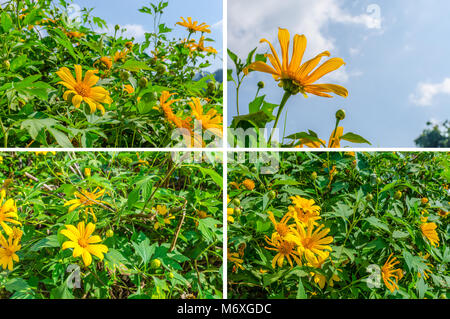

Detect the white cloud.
[
  {"left": 410, "top": 78, "right": 450, "bottom": 106},
  {"left": 228, "top": 0, "right": 381, "bottom": 83},
  {"left": 100, "top": 24, "right": 148, "bottom": 42}
]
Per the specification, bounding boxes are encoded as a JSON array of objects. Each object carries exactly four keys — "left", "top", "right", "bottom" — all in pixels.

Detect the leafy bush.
[
  {"left": 228, "top": 152, "right": 449, "bottom": 299},
  {"left": 0, "top": 0, "right": 222, "bottom": 148},
  {"left": 0, "top": 151, "right": 223, "bottom": 299}
]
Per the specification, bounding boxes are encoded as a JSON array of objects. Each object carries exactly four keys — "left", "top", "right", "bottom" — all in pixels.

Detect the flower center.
[
  {"left": 302, "top": 237, "right": 315, "bottom": 250},
  {"left": 5, "top": 248, "right": 13, "bottom": 257},
  {"left": 75, "top": 83, "right": 91, "bottom": 97},
  {"left": 276, "top": 224, "right": 289, "bottom": 237},
  {"left": 78, "top": 238, "right": 89, "bottom": 248},
  {"left": 279, "top": 241, "right": 294, "bottom": 255}
]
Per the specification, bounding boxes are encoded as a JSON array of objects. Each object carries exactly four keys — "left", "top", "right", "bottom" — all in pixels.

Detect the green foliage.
[
  {"left": 0, "top": 151, "right": 223, "bottom": 299},
  {"left": 228, "top": 152, "right": 449, "bottom": 299},
  {"left": 0, "top": 1, "right": 222, "bottom": 147}
]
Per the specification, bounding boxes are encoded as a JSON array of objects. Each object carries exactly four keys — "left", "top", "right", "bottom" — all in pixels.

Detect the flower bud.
[
  {"left": 257, "top": 81, "right": 265, "bottom": 89},
  {"left": 120, "top": 71, "right": 130, "bottom": 81},
  {"left": 311, "top": 172, "right": 318, "bottom": 180},
  {"left": 138, "top": 77, "right": 148, "bottom": 88},
  {"left": 106, "top": 229, "right": 114, "bottom": 237},
  {"left": 150, "top": 259, "right": 161, "bottom": 269},
  {"left": 335, "top": 109, "right": 346, "bottom": 121},
  {"left": 114, "top": 24, "right": 120, "bottom": 31},
  {"left": 3, "top": 60, "right": 10, "bottom": 70},
  {"left": 232, "top": 198, "right": 240, "bottom": 207}
]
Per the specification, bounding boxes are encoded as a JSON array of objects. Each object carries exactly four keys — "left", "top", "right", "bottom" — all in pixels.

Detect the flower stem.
[{"left": 268, "top": 91, "right": 291, "bottom": 146}]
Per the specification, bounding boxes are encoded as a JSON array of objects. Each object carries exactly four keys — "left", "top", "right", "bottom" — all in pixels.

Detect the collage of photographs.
[{"left": 0, "top": 0, "right": 448, "bottom": 310}]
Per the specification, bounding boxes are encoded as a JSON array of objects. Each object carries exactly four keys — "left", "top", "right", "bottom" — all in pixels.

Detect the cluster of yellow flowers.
[
  {"left": 264, "top": 196, "right": 333, "bottom": 270},
  {"left": 0, "top": 190, "right": 22, "bottom": 271},
  {"left": 60, "top": 186, "right": 109, "bottom": 267},
  {"left": 159, "top": 91, "right": 223, "bottom": 147},
  {"left": 229, "top": 179, "right": 256, "bottom": 191},
  {"left": 176, "top": 17, "right": 217, "bottom": 55}
]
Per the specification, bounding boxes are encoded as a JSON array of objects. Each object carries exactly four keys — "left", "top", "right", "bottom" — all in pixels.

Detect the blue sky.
[
  {"left": 228, "top": 0, "right": 450, "bottom": 147},
  {"left": 69, "top": 0, "right": 223, "bottom": 72}
]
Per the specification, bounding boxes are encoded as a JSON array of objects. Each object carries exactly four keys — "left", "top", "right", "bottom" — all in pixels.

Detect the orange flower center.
[
  {"left": 276, "top": 224, "right": 289, "bottom": 237},
  {"left": 78, "top": 238, "right": 89, "bottom": 248},
  {"left": 75, "top": 83, "right": 91, "bottom": 97},
  {"left": 278, "top": 241, "right": 295, "bottom": 255},
  {"left": 4, "top": 248, "right": 14, "bottom": 257}
]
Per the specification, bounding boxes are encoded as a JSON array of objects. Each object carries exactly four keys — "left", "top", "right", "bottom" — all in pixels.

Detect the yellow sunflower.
[
  {"left": 292, "top": 221, "right": 333, "bottom": 264},
  {"left": 188, "top": 36, "right": 217, "bottom": 54},
  {"left": 381, "top": 253, "right": 403, "bottom": 293},
  {"left": 265, "top": 233, "right": 301, "bottom": 268},
  {"left": 420, "top": 222, "right": 440, "bottom": 247},
  {"left": 0, "top": 189, "right": 21, "bottom": 236},
  {"left": 64, "top": 187, "right": 108, "bottom": 222},
  {"left": 245, "top": 28, "right": 348, "bottom": 98},
  {"left": 176, "top": 17, "right": 211, "bottom": 33},
  {"left": 56, "top": 65, "right": 113, "bottom": 114},
  {"left": 189, "top": 97, "right": 223, "bottom": 138},
  {"left": 228, "top": 248, "right": 244, "bottom": 272},
  {"left": 0, "top": 232, "right": 21, "bottom": 271},
  {"left": 60, "top": 221, "right": 108, "bottom": 267},
  {"left": 289, "top": 196, "right": 321, "bottom": 225},
  {"left": 153, "top": 205, "right": 175, "bottom": 230},
  {"left": 267, "top": 211, "right": 292, "bottom": 239}
]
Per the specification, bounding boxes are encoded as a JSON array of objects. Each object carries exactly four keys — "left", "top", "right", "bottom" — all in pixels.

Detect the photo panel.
[
  {"left": 0, "top": 0, "right": 223, "bottom": 148},
  {"left": 227, "top": 151, "right": 449, "bottom": 299},
  {"left": 0, "top": 151, "right": 223, "bottom": 299},
  {"left": 227, "top": 0, "right": 449, "bottom": 148}
]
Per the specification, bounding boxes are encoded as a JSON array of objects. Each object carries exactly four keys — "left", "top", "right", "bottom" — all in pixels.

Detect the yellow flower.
[
  {"left": 421, "top": 198, "right": 429, "bottom": 205},
  {"left": 417, "top": 253, "right": 433, "bottom": 280},
  {"left": 420, "top": 222, "right": 440, "bottom": 247},
  {"left": 297, "top": 126, "right": 345, "bottom": 148},
  {"left": 154, "top": 205, "right": 175, "bottom": 230},
  {"left": 265, "top": 233, "right": 301, "bottom": 268},
  {"left": 381, "top": 253, "right": 403, "bottom": 293},
  {"left": 0, "top": 190, "right": 21, "bottom": 236},
  {"left": 60, "top": 221, "right": 108, "bottom": 267},
  {"left": 113, "top": 49, "right": 129, "bottom": 62},
  {"left": 291, "top": 221, "right": 333, "bottom": 264},
  {"left": 84, "top": 168, "right": 91, "bottom": 177},
  {"left": 288, "top": 196, "right": 321, "bottom": 226},
  {"left": 245, "top": 28, "right": 348, "bottom": 98},
  {"left": 188, "top": 36, "right": 217, "bottom": 54},
  {"left": 94, "top": 56, "right": 113, "bottom": 70},
  {"left": 438, "top": 210, "right": 449, "bottom": 218},
  {"left": 267, "top": 211, "right": 292, "bottom": 239},
  {"left": 123, "top": 84, "right": 135, "bottom": 94},
  {"left": 176, "top": 17, "right": 211, "bottom": 33},
  {"left": 125, "top": 41, "right": 134, "bottom": 49},
  {"left": 189, "top": 97, "right": 223, "bottom": 138},
  {"left": 0, "top": 232, "right": 21, "bottom": 271},
  {"left": 64, "top": 187, "right": 108, "bottom": 222},
  {"left": 228, "top": 248, "right": 244, "bottom": 272},
  {"left": 10, "top": 227, "right": 23, "bottom": 241},
  {"left": 328, "top": 127, "right": 344, "bottom": 148},
  {"left": 56, "top": 65, "right": 113, "bottom": 114},
  {"left": 65, "top": 31, "right": 85, "bottom": 38},
  {"left": 242, "top": 179, "right": 255, "bottom": 191}
]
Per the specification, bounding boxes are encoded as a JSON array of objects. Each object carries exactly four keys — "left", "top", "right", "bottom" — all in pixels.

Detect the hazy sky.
[
  {"left": 69, "top": 0, "right": 223, "bottom": 72},
  {"left": 228, "top": 0, "right": 450, "bottom": 147}
]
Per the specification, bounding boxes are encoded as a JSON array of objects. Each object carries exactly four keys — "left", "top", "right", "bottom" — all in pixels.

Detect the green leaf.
[
  {"left": 248, "top": 95, "right": 265, "bottom": 114},
  {"left": 296, "top": 278, "right": 307, "bottom": 299},
  {"left": 122, "top": 60, "right": 152, "bottom": 72},
  {"left": 197, "top": 217, "right": 220, "bottom": 242},
  {"left": 29, "top": 235, "right": 60, "bottom": 251},
  {"left": 364, "top": 216, "right": 390, "bottom": 232},
  {"left": 340, "top": 132, "right": 371, "bottom": 145},
  {"left": 1, "top": 12, "right": 13, "bottom": 33},
  {"left": 392, "top": 230, "right": 409, "bottom": 239},
  {"left": 48, "top": 127, "right": 73, "bottom": 148},
  {"left": 132, "top": 237, "right": 156, "bottom": 265},
  {"left": 20, "top": 118, "right": 58, "bottom": 139},
  {"left": 5, "top": 278, "right": 31, "bottom": 293}
]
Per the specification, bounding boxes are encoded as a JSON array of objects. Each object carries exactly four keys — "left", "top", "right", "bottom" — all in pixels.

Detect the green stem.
[{"left": 268, "top": 91, "right": 291, "bottom": 146}]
